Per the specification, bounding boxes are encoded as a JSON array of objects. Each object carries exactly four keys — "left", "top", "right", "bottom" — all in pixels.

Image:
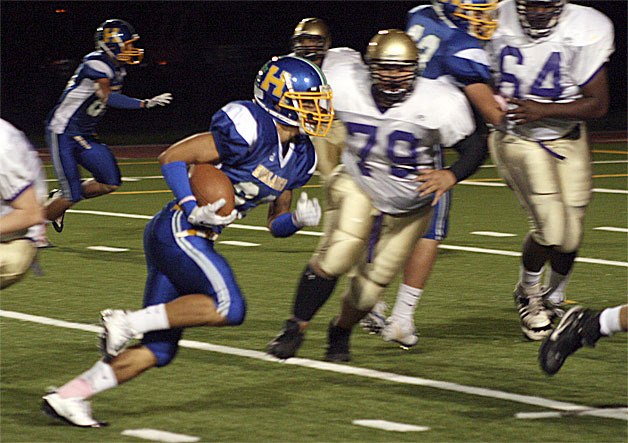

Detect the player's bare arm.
[
  {"left": 0, "top": 186, "right": 44, "bottom": 235},
  {"left": 507, "top": 68, "right": 610, "bottom": 124},
  {"left": 464, "top": 82, "right": 506, "bottom": 127},
  {"left": 267, "top": 190, "right": 293, "bottom": 229},
  {"left": 158, "top": 132, "right": 221, "bottom": 166}
]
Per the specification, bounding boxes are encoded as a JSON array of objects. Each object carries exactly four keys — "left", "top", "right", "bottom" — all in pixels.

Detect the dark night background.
[{"left": 1, "top": 1, "right": 626, "bottom": 147}]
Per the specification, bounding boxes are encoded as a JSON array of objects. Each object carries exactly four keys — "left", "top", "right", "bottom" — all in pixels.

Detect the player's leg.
[
  {"left": 101, "top": 212, "right": 246, "bottom": 359},
  {"left": 312, "top": 119, "right": 346, "bottom": 182},
  {"left": 539, "top": 304, "right": 627, "bottom": 375},
  {"left": 327, "top": 207, "right": 432, "bottom": 361},
  {"left": 543, "top": 127, "right": 592, "bottom": 308},
  {"left": 268, "top": 168, "right": 376, "bottom": 358},
  {"left": 45, "top": 132, "right": 84, "bottom": 231},
  {"left": 77, "top": 137, "right": 122, "bottom": 198},
  {"left": 489, "top": 131, "right": 557, "bottom": 340},
  {"left": 381, "top": 191, "right": 450, "bottom": 344}
]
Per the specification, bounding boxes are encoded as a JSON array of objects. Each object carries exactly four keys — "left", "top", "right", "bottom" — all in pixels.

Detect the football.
[{"left": 189, "top": 163, "right": 235, "bottom": 216}]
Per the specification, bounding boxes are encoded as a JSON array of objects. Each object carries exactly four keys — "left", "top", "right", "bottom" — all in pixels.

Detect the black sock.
[
  {"left": 293, "top": 264, "right": 338, "bottom": 322},
  {"left": 522, "top": 234, "right": 552, "bottom": 272},
  {"left": 550, "top": 250, "right": 577, "bottom": 276}
]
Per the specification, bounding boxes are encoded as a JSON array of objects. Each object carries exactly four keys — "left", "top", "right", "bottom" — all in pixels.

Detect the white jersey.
[
  {"left": 489, "top": 0, "right": 615, "bottom": 140},
  {"left": 0, "top": 119, "right": 47, "bottom": 242},
  {"left": 323, "top": 48, "right": 474, "bottom": 214}
]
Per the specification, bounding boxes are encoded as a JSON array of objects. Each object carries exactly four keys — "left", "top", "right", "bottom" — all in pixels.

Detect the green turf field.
[{"left": 1, "top": 144, "right": 626, "bottom": 442}]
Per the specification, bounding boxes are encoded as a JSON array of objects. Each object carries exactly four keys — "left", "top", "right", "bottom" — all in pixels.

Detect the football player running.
[
  {"left": 41, "top": 55, "right": 333, "bottom": 427},
  {"left": 487, "top": 0, "right": 614, "bottom": 340},
  {"left": 362, "top": 0, "right": 505, "bottom": 348},
  {"left": 44, "top": 19, "right": 172, "bottom": 233},
  {"left": 0, "top": 119, "right": 47, "bottom": 288},
  {"left": 291, "top": 17, "right": 347, "bottom": 182},
  {"left": 267, "top": 30, "right": 487, "bottom": 361}
]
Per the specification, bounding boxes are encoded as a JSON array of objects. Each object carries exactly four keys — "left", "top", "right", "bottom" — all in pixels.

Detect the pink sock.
[{"left": 57, "top": 378, "right": 94, "bottom": 399}]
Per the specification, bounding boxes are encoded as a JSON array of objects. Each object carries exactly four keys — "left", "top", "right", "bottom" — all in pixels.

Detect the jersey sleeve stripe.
[{"left": 223, "top": 103, "right": 258, "bottom": 147}]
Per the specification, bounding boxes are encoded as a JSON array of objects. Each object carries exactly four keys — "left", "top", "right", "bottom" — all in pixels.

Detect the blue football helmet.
[
  {"left": 95, "top": 19, "right": 144, "bottom": 65},
  {"left": 254, "top": 55, "right": 334, "bottom": 137},
  {"left": 516, "top": 0, "right": 567, "bottom": 39},
  {"left": 432, "top": 0, "right": 498, "bottom": 40}
]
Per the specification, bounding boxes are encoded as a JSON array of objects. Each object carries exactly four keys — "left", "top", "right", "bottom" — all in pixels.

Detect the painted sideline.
[
  {"left": 65, "top": 209, "right": 628, "bottom": 268},
  {"left": 1, "top": 309, "right": 626, "bottom": 422}
]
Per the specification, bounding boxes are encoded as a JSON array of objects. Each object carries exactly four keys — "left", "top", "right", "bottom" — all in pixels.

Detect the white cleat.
[
  {"left": 381, "top": 317, "right": 419, "bottom": 349},
  {"left": 99, "top": 309, "right": 137, "bottom": 359},
  {"left": 514, "top": 283, "right": 553, "bottom": 341},
  {"left": 42, "top": 392, "right": 106, "bottom": 428},
  {"left": 360, "top": 301, "right": 388, "bottom": 335}
]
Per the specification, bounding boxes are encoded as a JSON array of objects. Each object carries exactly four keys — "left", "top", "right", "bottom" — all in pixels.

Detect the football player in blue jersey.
[
  {"left": 44, "top": 19, "right": 172, "bottom": 233},
  {"left": 41, "top": 55, "right": 333, "bottom": 427},
  {"left": 361, "top": 0, "right": 506, "bottom": 347}
]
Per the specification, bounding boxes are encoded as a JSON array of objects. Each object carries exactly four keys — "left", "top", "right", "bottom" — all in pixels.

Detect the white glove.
[
  {"left": 292, "top": 192, "right": 321, "bottom": 227},
  {"left": 144, "top": 93, "right": 173, "bottom": 109},
  {"left": 187, "top": 199, "right": 238, "bottom": 227}
]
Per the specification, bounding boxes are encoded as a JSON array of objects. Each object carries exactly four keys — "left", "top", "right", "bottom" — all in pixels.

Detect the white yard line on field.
[
  {"left": 1, "top": 309, "right": 625, "bottom": 422},
  {"left": 64, "top": 209, "right": 628, "bottom": 268}
]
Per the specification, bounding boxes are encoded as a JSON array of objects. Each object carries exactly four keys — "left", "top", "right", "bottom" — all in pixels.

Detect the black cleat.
[
  {"left": 325, "top": 318, "right": 351, "bottom": 362},
  {"left": 539, "top": 306, "right": 601, "bottom": 376},
  {"left": 47, "top": 189, "right": 65, "bottom": 233},
  {"left": 267, "top": 319, "right": 304, "bottom": 359}
]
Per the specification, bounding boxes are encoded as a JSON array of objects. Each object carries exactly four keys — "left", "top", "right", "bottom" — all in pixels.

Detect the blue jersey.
[
  {"left": 407, "top": 5, "right": 491, "bottom": 86},
  {"left": 46, "top": 51, "right": 126, "bottom": 136},
  {"left": 210, "top": 100, "right": 317, "bottom": 214}
]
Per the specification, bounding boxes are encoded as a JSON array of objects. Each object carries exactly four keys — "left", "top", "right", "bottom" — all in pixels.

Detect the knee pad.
[
  {"left": 317, "top": 229, "right": 367, "bottom": 277},
  {"left": 344, "top": 274, "right": 385, "bottom": 312},
  {"left": 142, "top": 329, "right": 182, "bottom": 367}
]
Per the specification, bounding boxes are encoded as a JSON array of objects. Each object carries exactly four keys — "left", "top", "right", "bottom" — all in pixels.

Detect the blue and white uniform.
[
  {"left": 46, "top": 51, "right": 129, "bottom": 202},
  {"left": 406, "top": 4, "right": 491, "bottom": 240},
  {"left": 142, "top": 100, "right": 316, "bottom": 365}
]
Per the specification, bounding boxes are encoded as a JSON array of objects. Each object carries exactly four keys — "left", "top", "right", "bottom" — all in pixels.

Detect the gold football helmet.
[
  {"left": 291, "top": 18, "right": 331, "bottom": 66},
  {"left": 365, "top": 29, "right": 419, "bottom": 109}
]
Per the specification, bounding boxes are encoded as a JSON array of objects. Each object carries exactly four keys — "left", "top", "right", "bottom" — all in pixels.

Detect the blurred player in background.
[
  {"left": 0, "top": 119, "right": 47, "bottom": 288},
  {"left": 44, "top": 19, "right": 172, "bottom": 233},
  {"left": 487, "top": 0, "right": 614, "bottom": 340},
  {"left": 291, "top": 17, "right": 347, "bottom": 182},
  {"left": 41, "top": 55, "right": 332, "bottom": 427},
  {"left": 361, "top": 0, "right": 504, "bottom": 348},
  {"left": 539, "top": 304, "right": 627, "bottom": 375},
  {"left": 268, "top": 30, "right": 487, "bottom": 361}
]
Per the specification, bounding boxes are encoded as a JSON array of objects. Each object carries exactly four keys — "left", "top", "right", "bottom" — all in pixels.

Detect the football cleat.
[
  {"left": 47, "top": 189, "right": 65, "bottom": 233},
  {"left": 513, "top": 282, "right": 553, "bottom": 341},
  {"left": 266, "top": 319, "right": 304, "bottom": 359},
  {"left": 42, "top": 391, "right": 107, "bottom": 428},
  {"left": 99, "top": 309, "right": 137, "bottom": 360},
  {"left": 539, "top": 306, "right": 601, "bottom": 375},
  {"left": 381, "top": 317, "right": 419, "bottom": 349},
  {"left": 360, "top": 301, "right": 388, "bottom": 335},
  {"left": 325, "top": 318, "right": 351, "bottom": 362}
]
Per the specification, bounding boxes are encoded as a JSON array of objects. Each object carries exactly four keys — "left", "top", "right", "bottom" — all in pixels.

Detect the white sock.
[
  {"left": 127, "top": 303, "right": 170, "bottom": 334},
  {"left": 520, "top": 266, "right": 543, "bottom": 287},
  {"left": 58, "top": 360, "right": 117, "bottom": 399},
  {"left": 545, "top": 270, "right": 571, "bottom": 304},
  {"left": 599, "top": 306, "right": 623, "bottom": 337},
  {"left": 390, "top": 284, "right": 422, "bottom": 322}
]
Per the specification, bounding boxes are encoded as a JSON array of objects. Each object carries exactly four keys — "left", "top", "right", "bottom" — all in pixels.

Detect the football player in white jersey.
[
  {"left": 487, "top": 0, "right": 615, "bottom": 340},
  {"left": 268, "top": 30, "right": 487, "bottom": 361},
  {"left": 44, "top": 19, "right": 172, "bottom": 233},
  {"left": 291, "top": 17, "right": 347, "bottom": 181},
  {"left": 0, "top": 119, "right": 47, "bottom": 288}
]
